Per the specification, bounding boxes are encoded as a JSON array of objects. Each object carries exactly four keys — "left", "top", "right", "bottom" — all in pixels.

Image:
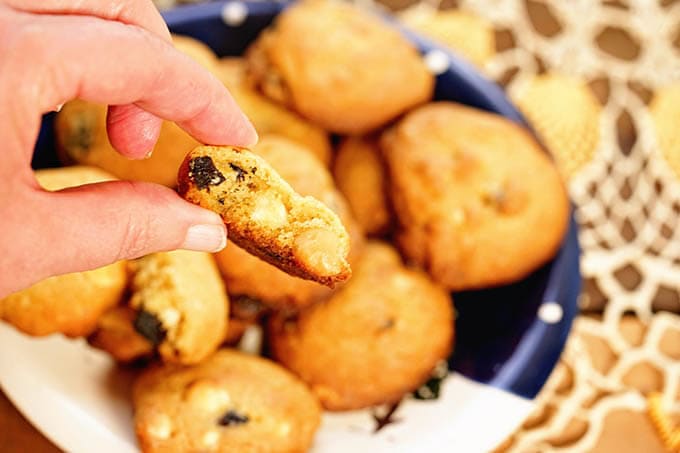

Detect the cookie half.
[{"left": 178, "top": 145, "right": 351, "bottom": 287}]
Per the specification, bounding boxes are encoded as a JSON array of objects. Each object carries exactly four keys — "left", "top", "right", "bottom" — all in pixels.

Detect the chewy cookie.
[
  {"left": 215, "top": 58, "right": 332, "bottom": 166},
  {"left": 245, "top": 0, "right": 433, "bottom": 134},
  {"left": 129, "top": 250, "right": 228, "bottom": 365},
  {"left": 178, "top": 144, "right": 352, "bottom": 287},
  {"left": 333, "top": 136, "right": 392, "bottom": 236},
  {"left": 133, "top": 349, "right": 321, "bottom": 453},
  {"left": 55, "top": 100, "right": 199, "bottom": 187},
  {"left": 0, "top": 166, "right": 127, "bottom": 337},
  {"left": 269, "top": 241, "right": 454, "bottom": 411},
  {"left": 215, "top": 135, "right": 363, "bottom": 310},
  {"left": 89, "top": 305, "right": 154, "bottom": 363},
  {"left": 381, "top": 102, "right": 569, "bottom": 291}
]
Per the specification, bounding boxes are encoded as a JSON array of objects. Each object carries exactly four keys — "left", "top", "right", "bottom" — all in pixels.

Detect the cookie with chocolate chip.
[
  {"left": 245, "top": 0, "right": 434, "bottom": 134},
  {"left": 128, "top": 250, "right": 228, "bottom": 365},
  {"left": 178, "top": 144, "right": 352, "bottom": 287},
  {"left": 269, "top": 241, "right": 454, "bottom": 411},
  {"left": 88, "top": 305, "right": 154, "bottom": 363},
  {"left": 214, "top": 135, "right": 363, "bottom": 310},
  {"left": 381, "top": 102, "right": 569, "bottom": 291},
  {"left": 133, "top": 349, "right": 321, "bottom": 453},
  {"left": 0, "top": 166, "right": 127, "bottom": 337}
]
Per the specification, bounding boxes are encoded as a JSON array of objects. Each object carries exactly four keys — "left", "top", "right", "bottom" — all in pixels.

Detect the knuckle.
[{"left": 116, "top": 182, "right": 155, "bottom": 260}]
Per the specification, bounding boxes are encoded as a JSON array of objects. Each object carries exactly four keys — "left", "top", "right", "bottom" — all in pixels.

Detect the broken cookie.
[{"left": 177, "top": 145, "right": 352, "bottom": 287}]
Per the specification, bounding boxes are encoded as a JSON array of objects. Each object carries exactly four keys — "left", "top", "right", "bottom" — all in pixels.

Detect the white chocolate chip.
[
  {"left": 294, "top": 228, "right": 342, "bottom": 276},
  {"left": 250, "top": 194, "right": 288, "bottom": 229},
  {"left": 147, "top": 413, "right": 173, "bottom": 440},
  {"left": 202, "top": 430, "right": 220, "bottom": 448},
  {"left": 277, "top": 422, "right": 291, "bottom": 437},
  {"left": 184, "top": 379, "right": 232, "bottom": 412},
  {"left": 159, "top": 307, "right": 181, "bottom": 328}
]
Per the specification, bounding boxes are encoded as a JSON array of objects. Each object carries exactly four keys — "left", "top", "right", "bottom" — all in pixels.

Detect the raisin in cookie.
[
  {"left": 381, "top": 102, "right": 570, "bottom": 291},
  {"left": 333, "top": 136, "right": 392, "bottom": 236},
  {"left": 216, "top": 58, "right": 332, "bottom": 166},
  {"left": 214, "top": 136, "right": 363, "bottom": 310},
  {"left": 0, "top": 166, "right": 127, "bottom": 337},
  {"left": 245, "top": 0, "right": 433, "bottom": 134},
  {"left": 269, "top": 241, "right": 454, "bottom": 411},
  {"left": 133, "top": 349, "right": 321, "bottom": 453},
  {"left": 178, "top": 144, "right": 352, "bottom": 287},
  {"left": 129, "top": 250, "right": 228, "bottom": 365}
]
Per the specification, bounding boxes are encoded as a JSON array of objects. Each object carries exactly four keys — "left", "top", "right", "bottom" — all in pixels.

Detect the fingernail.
[{"left": 181, "top": 224, "right": 227, "bottom": 252}]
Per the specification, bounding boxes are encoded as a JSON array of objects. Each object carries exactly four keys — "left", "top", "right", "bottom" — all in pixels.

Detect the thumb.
[{"left": 2, "top": 181, "right": 226, "bottom": 295}]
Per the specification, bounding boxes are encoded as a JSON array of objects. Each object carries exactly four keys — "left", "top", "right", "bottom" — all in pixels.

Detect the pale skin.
[{"left": 0, "top": 0, "right": 258, "bottom": 298}]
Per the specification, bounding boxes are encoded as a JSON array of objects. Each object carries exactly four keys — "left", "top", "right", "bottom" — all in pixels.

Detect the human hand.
[{"left": 0, "top": 0, "right": 257, "bottom": 298}]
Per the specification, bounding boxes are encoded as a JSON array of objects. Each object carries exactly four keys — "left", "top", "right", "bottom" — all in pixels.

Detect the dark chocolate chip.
[
  {"left": 413, "top": 360, "right": 448, "bottom": 400},
  {"left": 218, "top": 410, "right": 249, "bottom": 427},
  {"left": 217, "top": 198, "right": 225, "bottom": 205},
  {"left": 65, "top": 114, "right": 95, "bottom": 156},
  {"left": 133, "top": 310, "right": 166, "bottom": 346},
  {"left": 188, "top": 156, "right": 226, "bottom": 190},
  {"left": 229, "top": 163, "right": 247, "bottom": 182}
]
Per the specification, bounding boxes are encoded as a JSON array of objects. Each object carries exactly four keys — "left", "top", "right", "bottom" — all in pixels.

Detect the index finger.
[
  {"left": 3, "top": 0, "right": 172, "bottom": 41},
  {"left": 6, "top": 13, "right": 258, "bottom": 156}
]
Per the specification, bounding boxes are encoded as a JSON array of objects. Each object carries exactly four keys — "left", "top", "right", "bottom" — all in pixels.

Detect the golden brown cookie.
[
  {"left": 215, "top": 58, "right": 332, "bottom": 166},
  {"left": 245, "top": 0, "right": 434, "bottom": 134},
  {"left": 133, "top": 349, "right": 321, "bottom": 453},
  {"left": 333, "top": 136, "right": 392, "bottom": 236},
  {"left": 0, "top": 166, "right": 127, "bottom": 337},
  {"left": 399, "top": 5, "right": 495, "bottom": 68},
  {"left": 269, "top": 241, "right": 454, "bottom": 411},
  {"left": 381, "top": 102, "right": 569, "bottom": 291},
  {"left": 129, "top": 250, "right": 228, "bottom": 365},
  {"left": 178, "top": 145, "right": 352, "bottom": 287},
  {"left": 55, "top": 100, "right": 199, "bottom": 187},
  {"left": 214, "top": 135, "right": 363, "bottom": 310},
  {"left": 88, "top": 305, "right": 154, "bottom": 363}
]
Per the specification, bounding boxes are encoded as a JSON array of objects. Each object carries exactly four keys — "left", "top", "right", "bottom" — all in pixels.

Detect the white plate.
[{"left": 0, "top": 323, "right": 533, "bottom": 453}]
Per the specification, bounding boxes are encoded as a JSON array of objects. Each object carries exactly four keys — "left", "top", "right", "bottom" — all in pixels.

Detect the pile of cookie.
[{"left": 0, "top": 1, "right": 570, "bottom": 451}]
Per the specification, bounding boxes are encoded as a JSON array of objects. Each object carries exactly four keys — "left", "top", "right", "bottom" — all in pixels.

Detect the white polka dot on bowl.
[
  {"left": 222, "top": 1, "right": 248, "bottom": 27},
  {"left": 537, "top": 302, "right": 564, "bottom": 324},
  {"left": 424, "top": 49, "right": 450, "bottom": 75}
]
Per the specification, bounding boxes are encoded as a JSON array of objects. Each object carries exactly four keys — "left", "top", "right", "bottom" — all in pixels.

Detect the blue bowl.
[{"left": 32, "top": 0, "right": 580, "bottom": 401}]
